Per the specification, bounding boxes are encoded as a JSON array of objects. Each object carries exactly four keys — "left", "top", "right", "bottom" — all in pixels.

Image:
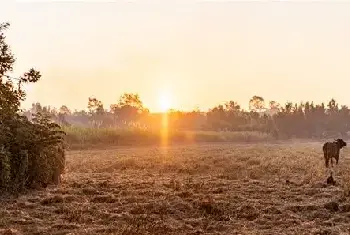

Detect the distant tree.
[
  {"left": 225, "top": 100, "right": 241, "bottom": 112},
  {"left": 87, "top": 97, "right": 104, "bottom": 127},
  {"left": 269, "top": 100, "right": 280, "bottom": 110},
  {"left": 117, "top": 93, "right": 144, "bottom": 110},
  {"left": 57, "top": 105, "right": 71, "bottom": 126},
  {"left": 327, "top": 98, "right": 338, "bottom": 113},
  {"left": 73, "top": 109, "right": 88, "bottom": 116},
  {"left": 31, "top": 102, "right": 43, "bottom": 114},
  {"left": 207, "top": 104, "right": 228, "bottom": 130},
  {"left": 88, "top": 97, "right": 104, "bottom": 115},
  {"left": 30, "top": 102, "right": 55, "bottom": 120},
  {"left": 249, "top": 96, "right": 265, "bottom": 112},
  {"left": 110, "top": 93, "right": 146, "bottom": 126},
  {"left": 284, "top": 102, "right": 293, "bottom": 113},
  {"left": 59, "top": 105, "right": 71, "bottom": 115}
]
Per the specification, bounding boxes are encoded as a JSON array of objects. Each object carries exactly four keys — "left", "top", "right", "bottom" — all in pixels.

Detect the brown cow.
[{"left": 323, "top": 138, "right": 347, "bottom": 168}]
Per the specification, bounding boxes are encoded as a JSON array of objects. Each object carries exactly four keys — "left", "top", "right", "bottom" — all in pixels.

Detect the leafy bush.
[{"left": 0, "top": 22, "right": 66, "bottom": 193}]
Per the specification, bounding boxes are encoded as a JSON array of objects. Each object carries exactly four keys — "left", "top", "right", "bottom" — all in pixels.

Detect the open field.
[{"left": 2, "top": 142, "right": 350, "bottom": 234}]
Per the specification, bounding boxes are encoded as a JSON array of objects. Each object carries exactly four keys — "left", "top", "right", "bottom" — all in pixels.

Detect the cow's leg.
[
  {"left": 324, "top": 152, "right": 329, "bottom": 168},
  {"left": 331, "top": 157, "right": 334, "bottom": 168},
  {"left": 336, "top": 155, "right": 339, "bottom": 165}
]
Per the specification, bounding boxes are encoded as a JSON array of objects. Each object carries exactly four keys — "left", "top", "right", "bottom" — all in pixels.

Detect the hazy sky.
[{"left": 1, "top": 1, "right": 350, "bottom": 112}]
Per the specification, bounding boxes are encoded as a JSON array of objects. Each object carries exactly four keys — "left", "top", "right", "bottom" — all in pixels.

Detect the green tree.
[{"left": 0, "top": 22, "right": 65, "bottom": 192}]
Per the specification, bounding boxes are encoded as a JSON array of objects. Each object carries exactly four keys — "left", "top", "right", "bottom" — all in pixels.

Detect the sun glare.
[
  {"left": 158, "top": 91, "right": 172, "bottom": 150},
  {"left": 158, "top": 92, "right": 172, "bottom": 112}
]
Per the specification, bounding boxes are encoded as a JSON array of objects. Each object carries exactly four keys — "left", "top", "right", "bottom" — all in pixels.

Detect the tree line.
[{"left": 24, "top": 94, "right": 350, "bottom": 139}]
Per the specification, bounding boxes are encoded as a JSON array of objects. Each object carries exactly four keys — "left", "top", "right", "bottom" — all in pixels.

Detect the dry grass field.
[{"left": 2, "top": 142, "right": 350, "bottom": 235}]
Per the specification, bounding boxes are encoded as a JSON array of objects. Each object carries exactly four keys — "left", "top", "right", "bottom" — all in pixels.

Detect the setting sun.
[{"left": 158, "top": 91, "right": 172, "bottom": 112}]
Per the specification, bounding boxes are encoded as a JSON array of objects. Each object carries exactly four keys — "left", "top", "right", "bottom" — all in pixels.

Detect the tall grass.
[{"left": 63, "top": 126, "right": 275, "bottom": 149}]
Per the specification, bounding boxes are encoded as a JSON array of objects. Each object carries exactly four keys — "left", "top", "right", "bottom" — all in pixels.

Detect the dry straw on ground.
[{"left": 1, "top": 142, "right": 350, "bottom": 234}]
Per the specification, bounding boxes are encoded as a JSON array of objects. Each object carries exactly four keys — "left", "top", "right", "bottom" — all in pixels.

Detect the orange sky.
[{"left": 1, "top": 1, "right": 350, "bottom": 112}]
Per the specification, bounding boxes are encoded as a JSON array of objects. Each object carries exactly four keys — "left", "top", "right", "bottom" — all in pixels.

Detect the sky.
[{"left": 1, "top": 1, "right": 350, "bottom": 112}]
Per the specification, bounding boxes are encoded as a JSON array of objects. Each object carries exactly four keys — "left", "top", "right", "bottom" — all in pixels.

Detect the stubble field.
[{"left": 1, "top": 142, "right": 350, "bottom": 235}]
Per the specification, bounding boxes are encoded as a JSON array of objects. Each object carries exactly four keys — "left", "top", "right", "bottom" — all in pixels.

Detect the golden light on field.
[
  {"left": 159, "top": 91, "right": 171, "bottom": 150},
  {"left": 160, "top": 112, "right": 169, "bottom": 150}
]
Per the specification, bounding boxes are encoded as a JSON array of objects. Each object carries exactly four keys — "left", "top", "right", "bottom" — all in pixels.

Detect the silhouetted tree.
[
  {"left": 249, "top": 95, "right": 265, "bottom": 112},
  {"left": 269, "top": 100, "right": 280, "bottom": 111},
  {"left": 110, "top": 93, "right": 146, "bottom": 127},
  {"left": 59, "top": 105, "right": 71, "bottom": 115},
  {"left": 87, "top": 97, "right": 105, "bottom": 127}
]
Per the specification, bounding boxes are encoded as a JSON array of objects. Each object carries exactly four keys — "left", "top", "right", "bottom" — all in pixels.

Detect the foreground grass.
[
  {"left": 64, "top": 126, "right": 275, "bottom": 149},
  {"left": 1, "top": 142, "right": 350, "bottom": 234}
]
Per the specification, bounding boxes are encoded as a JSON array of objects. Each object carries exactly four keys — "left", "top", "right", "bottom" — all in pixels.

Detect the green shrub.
[{"left": 0, "top": 22, "right": 66, "bottom": 193}]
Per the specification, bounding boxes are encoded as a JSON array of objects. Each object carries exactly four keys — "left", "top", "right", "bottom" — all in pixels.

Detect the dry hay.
[{"left": 1, "top": 142, "right": 350, "bottom": 234}]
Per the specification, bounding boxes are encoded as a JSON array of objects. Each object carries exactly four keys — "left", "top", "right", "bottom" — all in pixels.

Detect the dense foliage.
[
  {"left": 0, "top": 22, "right": 66, "bottom": 193},
  {"left": 27, "top": 95, "right": 350, "bottom": 141}
]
